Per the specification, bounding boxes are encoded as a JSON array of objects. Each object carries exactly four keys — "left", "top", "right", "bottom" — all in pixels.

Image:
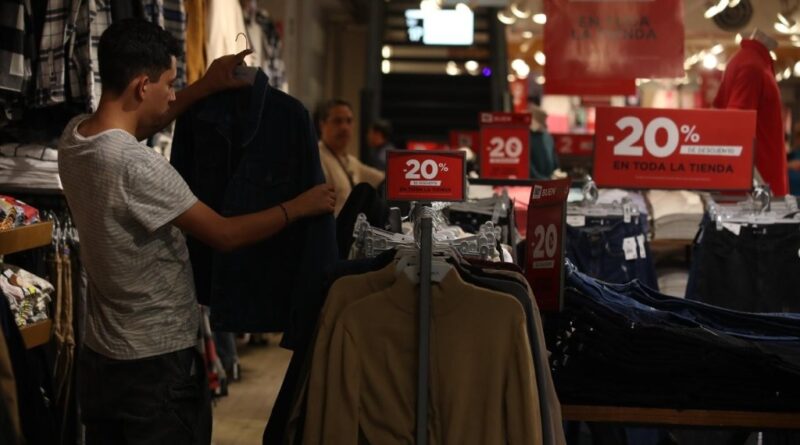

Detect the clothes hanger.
[{"left": 234, "top": 33, "right": 257, "bottom": 85}]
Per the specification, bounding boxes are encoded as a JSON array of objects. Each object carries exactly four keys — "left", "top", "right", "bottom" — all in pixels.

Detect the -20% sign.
[{"left": 404, "top": 159, "right": 450, "bottom": 184}]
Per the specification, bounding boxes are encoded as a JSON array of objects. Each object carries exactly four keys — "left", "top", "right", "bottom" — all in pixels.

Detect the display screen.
[{"left": 405, "top": 9, "right": 474, "bottom": 46}]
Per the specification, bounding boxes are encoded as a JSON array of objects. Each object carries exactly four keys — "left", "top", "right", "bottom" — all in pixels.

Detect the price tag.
[
  {"left": 722, "top": 223, "right": 741, "bottom": 236},
  {"left": 553, "top": 133, "right": 594, "bottom": 157},
  {"left": 479, "top": 112, "right": 531, "bottom": 179},
  {"left": 623, "top": 237, "right": 638, "bottom": 260},
  {"left": 593, "top": 107, "right": 756, "bottom": 191},
  {"left": 524, "top": 177, "right": 571, "bottom": 312},
  {"left": 385, "top": 150, "right": 466, "bottom": 202},
  {"left": 636, "top": 234, "right": 647, "bottom": 258},
  {"left": 567, "top": 215, "right": 586, "bottom": 227}
]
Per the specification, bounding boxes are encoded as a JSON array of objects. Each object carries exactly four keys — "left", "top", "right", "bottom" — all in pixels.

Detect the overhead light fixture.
[
  {"left": 465, "top": 60, "right": 479, "bottom": 73},
  {"left": 771, "top": 50, "right": 778, "bottom": 61},
  {"left": 508, "top": 74, "right": 517, "bottom": 82},
  {"left": 510, "top": 2, "right": 531, "bottom": 19},
  {"left": 735, "top": 33, "right": 743, "bottom": 44},
  {"left": 793, "top": 61, "right": 800, "bottom": 76},
  {"left": 535, "top": 75, "right": 545, "bottom": 85},
  {"left": 534, "top": 51, "right": 546, "bottom": 65},
  {"left": 728, "top": 0, "right": 741, "bottom": 6},
  {"left": 522, "top": 31, "right": 534, "bottom": 39},
  {"left": 711, "top": 44, "right": 724, "bottom": 55},
  {"left": 446, "top": 60, "right": 460, "bottom": 76},
  {"left": 420, "top": 0, "right": 441, "bottom": 12},
  {"left": 455, "top": 2, "right": 471, "bottom": 12},
  {"left": 532, "top": 13, "right": 547, "bottom": 25},
  {"left": 520, "top": 42, "right": 531, "bottom": 52},
  {"left": 382, "top": 60, "right": 391, "bottom": 74},
  {"left": 784, "top": 67, "right": 792, "bottom": 78},
  {"left": 777, "top": 72, "right": 784, "bottom": 82},
  {"left": 497, "top": 9, "right": 516, "bottom": 25},
  {"left": 382, "top": 45, "right": 392, "bottom": 59},
  {"left": 704, "top": 0, "right": 729, "bottom": 19},
  {"left": 703, "top": 54, "right": 718, "bottom": 69},
  {"left": 775, "top": 11, "right": 800, "bottom": 34}
]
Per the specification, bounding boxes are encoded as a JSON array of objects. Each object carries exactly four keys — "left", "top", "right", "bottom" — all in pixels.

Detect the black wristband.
[{"left": 278, "top": 203, "right": 290, "bottom": 225}]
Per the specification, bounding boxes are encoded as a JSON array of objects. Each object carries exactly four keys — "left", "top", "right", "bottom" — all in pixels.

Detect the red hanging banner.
[
  {"left": 544, "top": 0, "right": 684, "bottom": 95},
  {"left": 593, "top": 107, "right": 756, "bottom": 191},
  {"left": 524, "top": 177, "right": 571, "bottom": 312},
  {"left": 385, "top": 150, "right": 467, "bottom": 201},
  {"left": 479, "top": 112, "right": 531, "bottom": 179}
]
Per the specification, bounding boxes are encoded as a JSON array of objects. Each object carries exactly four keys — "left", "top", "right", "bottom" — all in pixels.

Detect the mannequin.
[{"left": 713, "top": 29, "right": 789, "bottom": 195}]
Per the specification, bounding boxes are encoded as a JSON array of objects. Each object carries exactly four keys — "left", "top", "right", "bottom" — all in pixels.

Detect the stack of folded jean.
[{"left": 550, "top": 266, "right": 800, "bottom": 411}]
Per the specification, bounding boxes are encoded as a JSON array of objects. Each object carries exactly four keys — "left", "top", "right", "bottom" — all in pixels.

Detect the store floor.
[{"left": 212, "top": 336, "right": 291, "bottom": 445}]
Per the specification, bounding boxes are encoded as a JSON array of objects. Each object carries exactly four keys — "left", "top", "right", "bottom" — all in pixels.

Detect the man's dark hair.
[
  {"left": 315, "top": 99, "right": 353, "bottom": 126},
  {"left": 98, "top": 19, "right": 182, "bottom": 95},
  {"left": 370, "top": 119, "right": 392, "bottom": 139}
]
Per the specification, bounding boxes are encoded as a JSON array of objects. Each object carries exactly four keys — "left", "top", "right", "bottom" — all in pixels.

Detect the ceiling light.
[
  {"left": 534, "top": 51, "right": 546, "bottom": 65},
  {"left": 420, "top": 0, "right": 441, "bottom": 12},
  {"left": 777, "top": 73, "right": 784, "bottom": 82},
  {"left": 497, "top": 10, "right": 516, "bottom": 25},
  {"left": 704, "top": 0, "right": 729, "bottom": 19},
  {"left": 465, "top": 60, "right": 479, "bottom": 72},
  {"left": 446, "top": 61, "right": 460, "bottom": 76},
  {"left": 514, "top": 61, "right": 530, "bottom": 78},
  {"left": 775, "top": 13, "right": 799, "bottom": 34},
  {"left": 510, "top": 2, "right": 531, "bottom": 19},
  {"left": 455, "top": 2, "right": 471, "bottom": 12},
  {"left": 735, "top": 33, "right": 743, "bottom": 44},
  {"left": 508, "top": 74, "right": 517, "bottom": 82},
  {"left": 771, "top": 50, "right": 778, "bottom": 61},
  {"left": 382, "top": 60, "right": 391, "bottom": 74},
  {"left": 382, "top": 45, "right": 392, "bottom": 59},
  {"left": 520, "top": 42, "right": 531, "bottom": 52},
  {"left": 522, "top": 31, "right": 534, "bottom": 39},
  {"left": 532, "top": 13, "right": 547, "bottom": 25},
  {"left": 784, "top": 67, "right": 792, "bottom": 78},
  {"left": 703, "top": 54, "right": 718, "bottom": 69},
  {"left": 711, "top": 44, "right": 724, "bottom": 55},
  {"left": 728, "top": 0, "right": 741, "bottom": 6},
  {"left": 793, "top": 61, "right": 800, "bottom": 76},
  {"left": 535, "top": 75, "right": 545, "bottom": 85}
]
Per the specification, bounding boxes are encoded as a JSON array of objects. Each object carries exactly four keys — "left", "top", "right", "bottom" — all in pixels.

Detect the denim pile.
[
  {"left": 550, "top": 265, "right": 800, "bottom": 411},
  {"left": 565, "top": 214, "right": 659, "bottom": 290}
]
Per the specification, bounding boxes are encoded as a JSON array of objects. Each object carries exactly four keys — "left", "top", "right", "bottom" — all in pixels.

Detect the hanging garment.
[
  {"left": 184, "top": 0, "right": 206, "bottom": 84},
  {"left": 69, "top": 0, "right": 112, "bottom": 111},
  {"left": 33, "top": 0, "right": 76, "bottom": 107},
  {"left": 714, "top": 40, "right": 788, "bottom": 195},
  {"left": 307, "top": 269, "right": 542, "bottom": 444},
  {"left": 0, "top": 0, "right": 33, "bottom": 94},
  {"left": 170, "top": 70, "right": 337, "bottom": 347},
  {"left": 335, "top": 183, "right": 388, "bottom": 259},
  {"left": 52, "top": 248, "right": 75, "bottom": 444},
  {"left": 245, "top": 8, "right": 288, "bottom": 91},
  {"left": 110, "top": 0, "right": 145, "bottom": 21},
  {"left": 205, "top": 0, "right": 247, "bottom": 67}
]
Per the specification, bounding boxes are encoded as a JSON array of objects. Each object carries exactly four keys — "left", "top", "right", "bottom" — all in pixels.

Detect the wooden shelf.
[
  {"left": 562, "top": 405, "right": 800, "bottom": 429},
  {"left": 19, "top": 319, "right": 52, "bottom": 349},
  {"left": 0, "top": 222, "right": 53, "bottom": 256}
]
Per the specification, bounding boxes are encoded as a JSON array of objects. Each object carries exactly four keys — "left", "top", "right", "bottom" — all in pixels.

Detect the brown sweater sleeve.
[
  {"left": 505, "top": 315, "right": 543, "bottom": 445},
  {"left": 317, "top": 318, "right": 361, "bottom": 444}
]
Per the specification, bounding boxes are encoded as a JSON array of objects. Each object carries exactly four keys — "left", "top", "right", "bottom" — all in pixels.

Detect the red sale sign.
[
  {"left": 593, "top": 107, "right": 756, "bottom": 191},
  {"left": 544, "top": 0, "right": 684, "bottom": 95},
  {"left": 385, "top": 150, "right": 466, "bottom": 202},
  {"left": 553, "top": 133, "right": 594, "bottom": 157},
  {"left": 479, "top": 112, "right": 531, "bottom": 179},
  {"left": 525, "top": 177, "right": 571, "bottom": 312}
]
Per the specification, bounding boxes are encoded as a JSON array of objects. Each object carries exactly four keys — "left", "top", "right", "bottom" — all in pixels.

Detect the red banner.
[
  {"left": 407, "top": 140, "right": 448, "bottom": 151},
  {"left": 544, "top": 0, "right": 684, "bottom": 95},
  {"left": 510, "top": 77, "right": 529, "bottom": 113},
  {"left": 524, "top": 177, "right": 571, "bottom": 312},
  {"left": 479, "top": 112, "right": 531, "bottom": 179},
  {"left": 385, "top": 150, "right": 466, "bottom": 201},
  {"left": 593, "top": 107, "right": 756, "bottom": 190},
  {"left": 449, "top": 130, "right": 479, "bottom": 150},
  {"left": 553, "top": 133, "right": 594, "bottom": 157}
]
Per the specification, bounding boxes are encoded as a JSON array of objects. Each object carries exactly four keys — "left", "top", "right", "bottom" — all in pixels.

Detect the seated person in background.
[
  {"left": 366, "top": 118, "right": 395, "bottom": 170},
  {"left": 317, "top": 99, "right": 384, "bottom": 216}
]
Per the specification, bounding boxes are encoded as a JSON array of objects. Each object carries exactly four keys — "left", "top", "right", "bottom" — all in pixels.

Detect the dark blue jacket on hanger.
[{"left": 170, "top": 70, "right": 337, "bottom": 348}]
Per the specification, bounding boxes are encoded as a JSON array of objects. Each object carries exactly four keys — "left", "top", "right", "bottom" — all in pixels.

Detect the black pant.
[{"left": 78, "top": 346, "right": 212, "bottom": 445}]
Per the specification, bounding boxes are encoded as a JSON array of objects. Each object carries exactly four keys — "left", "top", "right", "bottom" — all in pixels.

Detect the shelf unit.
[{"left": 0, "top": 222, "right": 54, "bottom": 349}]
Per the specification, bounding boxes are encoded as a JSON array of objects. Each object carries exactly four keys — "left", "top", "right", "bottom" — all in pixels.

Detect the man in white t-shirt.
[{"left": 58, "top": 19, "right": 335, "bottom": 444}]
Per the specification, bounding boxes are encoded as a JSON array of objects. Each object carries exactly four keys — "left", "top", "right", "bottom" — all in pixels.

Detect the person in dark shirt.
[{"left": 366, "top": 119, "right": 395, "bottom": 170}]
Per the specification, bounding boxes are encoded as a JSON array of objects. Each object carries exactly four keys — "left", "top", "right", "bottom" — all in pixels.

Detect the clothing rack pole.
[{"left": 416, "top": 209, "right": 433, "bottom": 445}]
